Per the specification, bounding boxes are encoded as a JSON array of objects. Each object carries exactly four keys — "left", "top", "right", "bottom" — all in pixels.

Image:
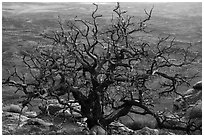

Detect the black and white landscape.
[{"left": 2, "top": 2, "right": 202, "bottom": 135}]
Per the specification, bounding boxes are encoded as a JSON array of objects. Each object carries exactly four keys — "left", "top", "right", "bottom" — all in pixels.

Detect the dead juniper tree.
[{"left": 3, "top": 3, "right": 201, "bottom": 134}]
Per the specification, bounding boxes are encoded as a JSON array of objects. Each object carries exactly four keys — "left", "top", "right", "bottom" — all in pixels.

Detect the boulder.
[
  {"left": 24, "top": 111, "right": 38, "bottom": 118},
  {"left": 110, "top": 121, "right": 134, "bottom": 133},
  {"left": 172, "top": 81, "right": 202, "bottom": 133},
  {"left": 134, "top": 127, "right": 159, "bottom": 135},
  {"left": 185, "top": 100, "right": 202, "bottom": 120},
  {"left": 89, "top": 125, "right": 107, "bottom": 135},
  {"left": 184, "top": 88, "right": 197, "bottom": 96},
  {"left": 20, "top": 118, "right": 53, "bottom": 128},
  {"left": 38, "top": 104, "right": 63, "bottom": 115},
  {"left": 57, "top": 109, "right": 81, "bottom": 118},
  {"left": 2, "top": 110, "right": 60, "bottom": 135},
  {"left": 173, "top": 81, "right": 202, "bottom": 112},
  {"left": 119, "top": 114, "right": 157, "bottom": 130},
  {"left": 184, "top": 89, "right": 202, "bottom": 105},
  {"left": 15, "top": 118, "right": 59, "bottom": 135},
  {"left": 38, "top": 101, "right": 81, "bottom": 118},
  {"left": 2, "top": 123, "right": 18, "bottom": 134},
  {"left": 3, "top": 111, "right": 29, "bottom": 123},
  {"left": 192, "top": 81, "right": 202, "bottom": 90},
  {"left": 158, "top": 129, "right": 176, "bottom": 135},
  {"left": 2, "top": 111, "right": 29, "bottom": 134},
  {"left": 46, "top": 99, "right": 60, "bottom": 105},
  {"left": 3, "top": 104, "right": 28, "bottom": 114},
  {"left": 173, "top": 96, "right": 184, "bottom": 112}
]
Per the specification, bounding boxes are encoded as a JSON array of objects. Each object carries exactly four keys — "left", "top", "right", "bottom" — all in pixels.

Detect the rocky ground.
[
  {"left": 2, "top": 103, "right": 177, "bottom": 135},
  {"left": 2, "top": 81, "right": 202, "bottom": 135},
  {"left": 2, "top": 82, "right": 201, "bottom": 135},
  {"left": 2, "top": 101, "right": 87, "bottom": 135}
]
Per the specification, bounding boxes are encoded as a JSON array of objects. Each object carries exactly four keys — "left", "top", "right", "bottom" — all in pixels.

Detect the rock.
[
  {"left": 173, "top": 84, "right": 202, "bottom": 112},
  {"left": 2, "top": 111, "right": 29, "bottom": 134},
  {"left": 110, "top": 121, "right": 134, "bottom": 133},
  {"left": 68, "top": 102, "right": 81, "bottom": 111},
  {"left": 168, "top": 132, "right": 176, "bottom": 135},
  {"left": 15, "top": 118, "right": 60, "bottom": 135},
  {"left": 135, "top": 127, "right": 159, "bottom": 135},
  {"left": 76, "top": 117, "right": 88, "bottom": 128},
  {"left": 2, "top": 110, "right": 59, "bottom": 135},
  {"left": 193, "top": 81, "right": 202, "bottom": 90},
  {"left": 3, "top": 111, "right": 29, "bottom": 123},
  {"left": 119, "top": 114, "right": 157, "bottom": 130},
  {"left": 172, "top": 84, "right": 202, "bottom": 134},
  {"left": 185, "top": 100, "right": 202, "bottom": 120},
  {"left": 46, "top": 99, "right": 59, "bottom": 105},
  {"left": 89, "top": 125, "right": 107, "bottom": 135},
  {"left": 46, "top": 105, "right": 63, "bottom": 115},
  {"left": 21, "top": 118, "right": 53, "bottom": 127},
  {"left": 184, "top": 88, "right": 197, "bottom": 96},
  {"left": 184, "top": 90, "right": 202, "bottom": 105},
  {"left": 38, "top": 104, "right": 63, "bottom": 115},
  {"left": 161, "top": 113, "right": 186, "bottom": 128},
  {"left": 24, "top": 111, "right": 38, "bottom": 118},
  {"left": 39, "top": 101, "right": 81, "bottom": 118},
  {"left": 158, "top": 129, "right": 176, "bottom": 135},
  {"left": 2, "top": 123, "right": 18, "bottom": 134},
  {"left": 173, "top": 96, "right": 187, "bottom": 112},
  {"left": 46, "top": 99, "right": 81, "bottom": 111},
  {"left": 3, "top": 104, "right": 28, "bottom": 114},
  {"left": 57, "top": 109, "right": 81, "bottom": 118}
]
